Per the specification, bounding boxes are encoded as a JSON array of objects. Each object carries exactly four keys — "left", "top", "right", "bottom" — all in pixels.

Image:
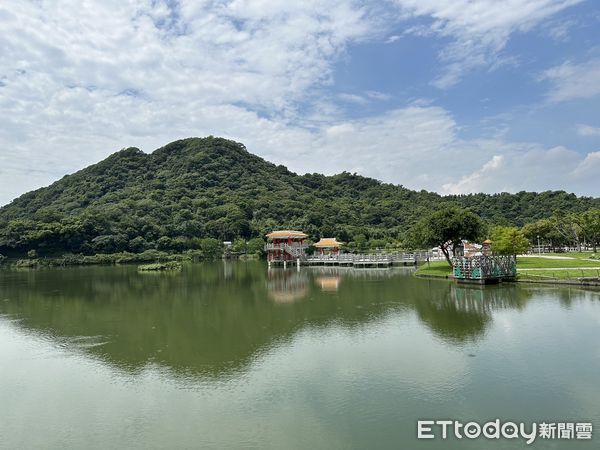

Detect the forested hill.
[{"left": 1, "top": 136, "right": 598, "bottom": 255}]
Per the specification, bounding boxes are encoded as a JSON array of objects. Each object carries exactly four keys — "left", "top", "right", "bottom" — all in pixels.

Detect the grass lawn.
[
  {"left": 415, "top": 255, "right": 600, "bottom": 281},
  {"left": 544, "top": 252, "right": 598, "bottom": 260},
  {"left": 516, "top": 257, "right": 600, "bottom": 269},
  {"left": 415, "top": 260, "right": 453, "bottom": 277},
  {"left": 519, "top": 268, "right": 600, "bottom": 280}
]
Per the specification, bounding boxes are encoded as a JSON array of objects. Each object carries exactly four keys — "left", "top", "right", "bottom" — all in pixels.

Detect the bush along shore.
[{"left": 137, "top": 261, "right": 183, "bottom": 272}]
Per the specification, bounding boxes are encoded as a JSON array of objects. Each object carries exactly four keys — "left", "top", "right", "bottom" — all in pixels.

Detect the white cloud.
[
  {"left": 393, "top": 0, "right": 583, "bottom": 87},
  {"left": 577, "top": 124, "right": 600, "bottom": 137},
  {"left": 571, "top": 151, "right": 600, "bottom": 178},
  {"left": 442, "top": 155, "right": 505, "bottom": 194},
  {"left": 365, "top": 90, "right": 391, "bottom": 101},
  {"left": 246, "top": 105, "right": 600, "bottom": 197},
  {"left": 0, "top": 0, "right": 597, "bottom": 206},
  {"left": 337, "top": 93, "right": 369, "bottom": 105},
  {"left": 337, "top": 90, "right": 390, "bottom": 104},
  {"left": 0, "top": 0, "right": 379, "bottom": 204},
  {"left": 541, "top": 17, "right": 579, "bottom": 41},
  {"left": 541, "top": 59, "right": 600, "bottom": 102},
  {"left": 441, "top": 145, "right": 600, "bottom": 195}
]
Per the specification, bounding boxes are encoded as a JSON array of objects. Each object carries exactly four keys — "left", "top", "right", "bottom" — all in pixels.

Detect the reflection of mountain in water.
[{"left": 0, "top": 262, "right": 549, "bottom": 379}]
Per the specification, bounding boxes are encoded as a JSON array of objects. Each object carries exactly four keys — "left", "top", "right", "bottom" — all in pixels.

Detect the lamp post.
[{"left": 537, "top": 235, "right": 541, "bottom": 256}]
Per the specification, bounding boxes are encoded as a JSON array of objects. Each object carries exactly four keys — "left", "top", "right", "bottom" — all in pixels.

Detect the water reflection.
[
  {"left": 412, "top": 282, "right": 533, "bottom": 344},
  {"left": 315, "top": 275, "right": 341, "bottom": 291},
  {"left": 0, "top": 262, "right": 595, "bottom": 380},
  {"left": 267, "top": 269, "right": 309, "bottom": 303}
]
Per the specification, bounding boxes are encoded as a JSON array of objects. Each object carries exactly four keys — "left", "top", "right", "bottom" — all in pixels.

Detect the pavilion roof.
[
  {"left": 266, "top": 230, "right": 308, "bottom": 239},
  {"left": 314, "top": 238, "right": 343, "bottom": 248}
]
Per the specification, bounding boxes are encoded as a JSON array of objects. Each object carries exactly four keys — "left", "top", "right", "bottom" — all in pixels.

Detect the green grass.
[
  {"left": 518, "top": 269, "right": 600, "bottom": 280},
  {"left": 543, "top": 252, "right": 598, "bottom": 260},
  {"left": 415, "top": 260, "right": 453, "bottom": 277},
  {"left": 516, "top": 257, "right": 600, "bottom": 269},
  {"left": 415, "top": 255, "right": 600, "bottom": 281}
]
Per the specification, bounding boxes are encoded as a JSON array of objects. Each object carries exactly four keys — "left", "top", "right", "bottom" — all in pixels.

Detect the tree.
[
  {"left": 232, "top": 239, "right": 247, "bottom": 253},
  {"left": 408, "top": 206, "right": 484, "bottom": 266},
  {"left": 128, "top": 236, "right": 148, "bottom": 253},
  {"left": 246, "top": 238, "right": 265, "bottom": 254},
  {"left": 198, "top": 238, "right": 222, "bottom": 258},
  {"left": 352, "top": 234, "right": 367, "bottom": 251},
  {"left": 521, "top": 218, "right": 570, "bottom": 251},
  {"left": 27, "top": 249, "right": 37, "bottom": 259},
  {"left": 579, "top": 209, "right": 600, "bottom": 252},
  {"left": 552, "top": 211, "right": 582, "bottom": 251},
  {"left": 91, "top": 234, "right": 127, "bottom": 253},
  {"left": 156, "top": 236, "right": 173, "bottom": 251},
  {"left": 490, "top": 226, "right": 530, "bottom": 256}
]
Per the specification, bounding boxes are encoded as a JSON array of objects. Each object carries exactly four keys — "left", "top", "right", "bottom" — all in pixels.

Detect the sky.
[{"left": 0, "top": 0, "right": 599, "bottom": 206}]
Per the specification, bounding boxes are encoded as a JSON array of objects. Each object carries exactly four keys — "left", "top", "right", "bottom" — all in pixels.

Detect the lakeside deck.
[
  {"left": 264, "top": 230, "right": 436, "bottom": 269},
  {"left": 302, "top": 252, "right": 433, "bottom": 268}
]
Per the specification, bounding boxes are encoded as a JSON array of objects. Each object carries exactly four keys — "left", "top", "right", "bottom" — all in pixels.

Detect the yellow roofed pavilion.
[
  {"left": 314, "top": 238, "right": 343, "bottom": 248},
  {"left": 266, "top": 230, "right": 308, "bottom": 239}
]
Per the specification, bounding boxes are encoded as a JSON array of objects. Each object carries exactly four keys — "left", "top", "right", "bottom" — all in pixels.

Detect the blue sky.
[{"left": 0, "top": 0, "right": 599, "bottom": 205}]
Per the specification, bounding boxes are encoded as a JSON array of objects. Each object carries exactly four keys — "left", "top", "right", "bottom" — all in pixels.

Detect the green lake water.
[{"left": 0, "top": 261, "right": 598, "bottom": 449}]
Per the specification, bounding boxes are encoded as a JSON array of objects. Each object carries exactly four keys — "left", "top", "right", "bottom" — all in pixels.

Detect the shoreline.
[
  {"left": 0, "top": 251, "right": 250, "bottom": 269},
  {"left": 415, "top": 273, "right": 600, "bottom": 287}
]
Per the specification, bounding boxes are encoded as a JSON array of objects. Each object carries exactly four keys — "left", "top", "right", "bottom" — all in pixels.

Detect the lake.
[{"left": 0, "top": 261, "right": 598, "bottom": 449}]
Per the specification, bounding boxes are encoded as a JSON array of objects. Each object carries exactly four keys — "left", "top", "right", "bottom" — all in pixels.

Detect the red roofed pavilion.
[{"left": 265, "top": 230, "right": 308, "bottom": 268}]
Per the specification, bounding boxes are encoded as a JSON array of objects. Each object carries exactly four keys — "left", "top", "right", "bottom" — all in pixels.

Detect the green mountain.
[{"left": 1, "top": 137, "right": 598, "bottom": 256}]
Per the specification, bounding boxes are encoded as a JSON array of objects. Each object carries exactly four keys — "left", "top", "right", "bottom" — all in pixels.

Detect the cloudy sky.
[{"left": 1, "top": 0, "right": 599, "bottom": 205}]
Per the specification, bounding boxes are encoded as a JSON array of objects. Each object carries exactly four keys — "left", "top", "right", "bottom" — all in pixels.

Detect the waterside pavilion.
[
  {"left": 313, "top": 238, "right": 343, "bottom": 257},
  {"left": 265, "top": 230, "right": 308, "bottom": 268}
]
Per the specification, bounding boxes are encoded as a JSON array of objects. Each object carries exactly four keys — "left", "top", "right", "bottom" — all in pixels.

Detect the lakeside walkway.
[{"left": 304, "top": 252, "right": 434, "bottom": 268}]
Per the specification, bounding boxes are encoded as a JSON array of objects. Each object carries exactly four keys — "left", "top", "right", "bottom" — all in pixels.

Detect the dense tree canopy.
[
  {"left": 490, "top": 226, "right": 530, "bottom": 256},
  {"left": 578, "top": 209, "right": 600, "bottom": 252},
  {"left": 407, "top": 206, "right": 485, "bottom": 265},
  {"left": 0, "top": 137, "right": 598, "bottom": 257}
]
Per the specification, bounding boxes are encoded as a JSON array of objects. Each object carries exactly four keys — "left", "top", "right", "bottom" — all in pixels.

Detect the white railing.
[
  {"left": 306, "top": 253, "right": 393, "bottom": 263},
  {"left": 265, "top": 243, "right": 308, "bottom": 258}
]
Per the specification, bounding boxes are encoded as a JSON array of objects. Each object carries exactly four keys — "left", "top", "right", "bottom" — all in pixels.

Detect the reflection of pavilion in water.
[
  {"left": 315, "top": 275, "right": 341, "bottom": 291},
  {"left": 267, "top": 267, "right": 414, "bottom": 297},
  {"left": 266, "top": 270, "right": 309, "bottom": 303}
]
